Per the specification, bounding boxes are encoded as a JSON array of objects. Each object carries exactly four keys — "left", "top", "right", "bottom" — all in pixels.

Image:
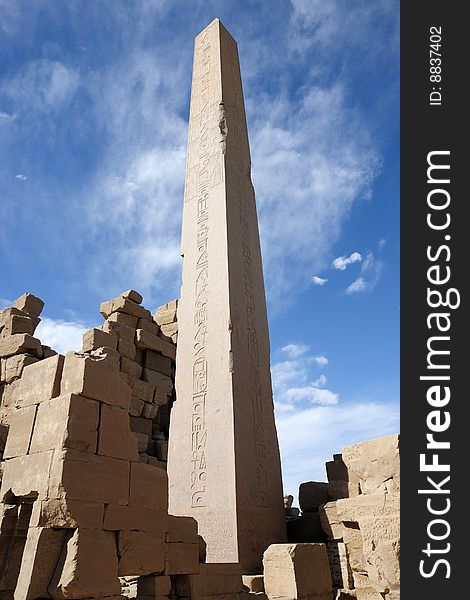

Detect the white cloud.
[
  {"left": 281, "top": 343, "right": 309, "bottom": 358},
  {"left": 15, "top": 174, "right": 27, "bottom": 181},
  {"left": 313, "top": 373, "right": 327, "bottom": 386},
  {"left": 312, "top": 275, "right": 328, "bottom": 286},
  {"left": 378, "top": 238, "right": 387, "bottom": 249},
  {"left": 36, "top": 317, "right": 90, "bottom": 355},
  {"left": 331, "top": 251, "right": 362, "bottom": 271},
  {"left": 345, "top": 252, "right": 383, "bottom": 295},
  {"left": 276, "top": 400, "right": 399, "bottom": 495},
  {"left": 313, "top": 355, "right": 329, "bottom": 367}
]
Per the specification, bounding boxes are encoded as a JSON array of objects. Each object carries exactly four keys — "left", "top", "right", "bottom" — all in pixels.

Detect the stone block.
[
  {"left": 326, "top": 454, "right": 349, "bottom": 483},
  {"left": 48, "top": 528, "right": 120, "bottom": 599},
  {"left": 359, "top": 516, "right": 400, "bottom": 593},
  {"left": 98, "top": 404, "right": 139, "bottom": 461},
  {"left": 103, "top": 505, "right": 168, "bottom": 534},
  {"left": 13, "top": 293, "right": 44, "bottom": 317},
  {"left": 160, "top": 322, "right": 178, "bottom": 341},
  {"left": 129, "top": 416, "right": 152, "bottom": 436},
  {"left": 122, "top": 289, "right": 143, "bottom": 304},
  {"left": 138, "top": 317, "right": 160, "bottom": 335},
  {"left": 138, "top": 575, "right": 172, "bottom": 597},
  {"left": 130, "top": 396, "right": 145, "bottom": 416},
  {"left": 284, "top": 495, "right": 294, "bottom": 509},
  {"left": 83, "top": 327, "right": 118, "bottom": 352},
  {"left": 343, "top": 524, "right": 366, "bottom": 574},
  {"left": 50, "top": 449, "right": 130, "bottom": 505},
  {"left": 299, "top": 481, "right": 329, "bottom": 512},
  {"left": 335, "top": 493, "right": 399, "bottom": 523},
  {"left": 120, "top": 356, "right": 143, "bottom": 379},
  {"left": 107, "top": 311, "right": 139, "bottom": 328},
  {"left": 143, "top": 351, "right": 173, "bottom": 377},
  {"left": 118, "top": 531, "right": 165, "bottom": 576},
  {"left": 154, "top": 300, "right": 177, "bottom": 326},
  {"left": 3, "top": 404, "right": 37, "bottom": 458},
  {"left": 326, "top": 541, "right": 353, "bottom": 590},
  {"left": 126, "top": 376, "right": 155, "bottom": 403},
  {"left": 342, "top": 435, "right": 400, "bottom": 495},
  {"left": 155, "top": 439, "right": 168, "bottom": 461},
  {"left": 176, "top": 563, "right": 243, "bottom": 596},
  {"left": 166, "top": 515, "right": 198, "bottom": 543},
  {"left": 29, "top": 393, "right": 99, "bottom": 454},
  {"left": 1, "top": 354, "right": 39, "bottom": 384},
  {"left": 90, "top": 347, "right": 121, "bottom": 372},
  {"left": 1, "top": 313, "right": 35, "bottom": 336},
  {"left": 263, "top": 543, "right": 333, "bottom": 599},
  {"left": 0, "top": 450, "right": 54, "bottom": 500},
  {"left": 15, "top": 354, "right": 64, "bottom": 407},
  {"left": 135, "top": 329, "right": 176, "bottom": 360},
  {"left": 328, "top": 481, "right": 361, "bottom": 501},
  {"left": 42, "top": 345, "right": 57, "bottom": 358},
  {"left": 60, "top": 352, "right": 130, "bottom": 409},
  {"left": 242, "top": 575, "right": 265, "bottom": 593},
  {"left": 129, "top": 462, "right": 168, "bottom": 510},
  {"left": 164, "top": 542, "right": 199, "bottom": 575},
  {"left": 0, "top": 333, "right": 42, "bottom": 358},
  {"left": 143, "top": 402, "right": 158, "bottom": 419},
  {"left": 103, "top": 320, "right": 136, "bottom": 341},
  {"left": 100, "top": 295, "right": 151, "bottom": 320},
  {"left": 14, "top": 527, "right": 67, "bottom": 600},
  {"left": 31, "top": 498, "right": 104, "bottom": 529},
  {"left": 134, "top": 432, "right": 150, "bottom": 452},
  {"left": 287, "top": 512, "right": 327, "bottom": 543},
  {"left": 319, "top": 502, "right": 344, "bottom": 540},
  {"left": 118, "top": 338, "right": 136, "bottom": 360}
]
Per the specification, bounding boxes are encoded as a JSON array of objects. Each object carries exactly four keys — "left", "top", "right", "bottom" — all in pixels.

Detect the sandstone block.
[
  {"left": 107, "top": 311, "right": 139, "bottom": 328},
  {"left": 263, "top": 543, "right": 333, "bottom": 599},
  {"left": 154, "top": 300, "right": 177, "bottom": 326},
  {"left": 118, "top": 531, "right": 165, "bottom": 576},
  {"left": 129, "top": 416, "right": 153, "bottom": 436},
  {"left": 14, "top": 526, "right": 66, "bottom": 600},
  {"left": 138, "top": 575, "right": 172, "bottom": 597},
  {"left": 284, "top": 495, "right": 294, "bottom": 509},
  {"left": 29, "top": 393, "right": 99, "bottom": 454},
  {"left": 103, "top": 505, "right": 168, "bottom": 534},
  {"left": 167, "top": 515, "right": 198, "bottom": 543},
  {"left": 120, "top": 356, "right": 142, "bottom": 379},
  {"left": 48, "top": 528, "right": 120, "bottom": 599},
  {"left": 299, "top": 481, "right": 329, "bottom": 512},
  {"left": 1, "top": 353, "right": 39, "bottom": 384},
  {"left": 130, "top": 396, "right": 145, "bottom": 416},
  {"left": 287, "top": 512, "right": 327, "bottom": 543},
  {"left": 122, "top": 289, "right": 143, "bottom": 304},
  {"left": 129, "top": 462, "right": 168, "bottom": 510},
  {"left": 42, "top": 345, "right": 57, "bottom": 358},
  {"left": 134, "top": 432, "right": 150, "bottom": 452},
  {"left": 143, "top": 350, "right": 173, "bottom": 376},
  {"left": 143, "top": 402, "right": 158, "bottom": 419},
  {"left": 90, "top": 347, "right": 121, "bottom": 372},
  {"left": 176, "top": 563, "right": 243, "bottom": 596},
  {"left": 160, "top": 322, "right": 178, "bottom": 341},
  {"left": 3, "top": 404, "right": 37, "bottom": 458},
  {"left": 31, "top": 498, "right": 104, "bottom": 529},
  {"left": 359, "top": 516, "right": 400, "bottom": 593},
  {"left": 0, "top": 333, "right": 42, "bottom": 358},
  {"left": 326, "top": 454, "right": 349, "bottom": 483},
  {"left": 143, "top": 370, "right": 173, "bottom": 403},
  {"left": 327, "top": 480, "right": 361, "bottom": 501},
  {"left": 164, "top": 542, "right": 199, "bottom": 575},
  {"left": 138, "top": 317, "right": 160, "bottom": 335},
  {"left": 99, "top": 404, "right": 139, "bottom": 461},
  {"left": 335, "top": 493, "right": 399, "bottom": 523},
  {"left": 1, "top": 313, "right": 36, "bottom": 336},
  {"left": 155, "top": 439, "right": 168, "bottom": 461},
  {"left": 103, "top": 320, "right": 136, "bottom": 341},
  {"left": 342, "top": 435, "right": 400, "bottom": 495},
  {"left": 0, "top": 450, "right": 53, "bottom": 500},
  {"left": 83, "top": 327, "right": 118, "bottom": 352},
  {"left": 126, "top": 376, "right": 155, "bottom": 403},
  {"left": 136, "top": 329, "right": 176, "bottom": 360},
  {"left": 326, "top": 541, "right": 353, "bottom": 590},
  {"left": 242, "top": 575, "right": 265, "bottom": 593},
  {"left": 50, "top": 449, "right": 130, "bottom": 505},
  {"left": 118, "top": 338, "right": 136, "bottom": 360},
  {"left": 100, "top": 295, "right": 151, "bottom": 320},
  {"left": 319, "top": 502, "right": 344, "bottom": 541},
  {"left": 15, "top": 354, "right": 64, "bottom": 407},
  {"left": 60, "top": 352, "right": 130, "bottom": 409},
  {"left": 13, "top": 292, "right": 44, "bottom": 317},
  {"left": 343, "top": 524, "right": 366, "bottom": 574}
]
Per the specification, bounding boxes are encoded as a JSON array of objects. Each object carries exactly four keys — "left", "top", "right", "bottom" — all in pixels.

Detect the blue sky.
[{"left": 0, "top": 0, "right": 399, "bottom": 497}]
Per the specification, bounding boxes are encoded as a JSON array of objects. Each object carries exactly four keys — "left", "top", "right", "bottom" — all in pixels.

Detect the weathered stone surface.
[
  {"left": 103, "top": 320, "right": 136, "bottom": 341},
  {"left": 122, "top": 289, "right": 143, "bottom": 304},
  {"left": 1, "top": 353, "right": 39, "bottom": 384},
  {"left": 1, "top": 313, "right": 36, "bottom": 336},
  {"left": 138, "top": 575, "right": 172, "bottom": 597},
  {"left": 284, "top": 495, "right": 294, "bottom": 509},
  {"left": 48, "top": 528, "right": 120, "bottom": 599},
  {"left": 326, "top": 541, "right": 353, "bottom": 590},
  {"left": 359, "top": 516, "right": 400, "bottom": 594},
  {"left": 138, "top": 317, "right": 160, "bottom": 335},
  {"left": 29, "top": 394, "right": 99, "bottom": 454},
  {"left": 142, "top": 369, "right": 172, "bottom": 400},
  {"left": 100, "top": 295, "right": 151, "bottom": 320},
  {"left": 287, "top": 512, "right": 327, "bottom": 543},
  {"left": 120, "top": 357, "right": 142, "bottom": 379},
  {"left": 103, "top": 505, "right": 168, "bottom": 534},
  {"left": 143, "top": 351, "right": 173, "bottom": 376},
  {"left": 319, "top": 502, "right": 344, "bottom": 541},
  {"left": 342, "top": 435, "right": 400, "bottom": 495},
  {"left": 135, "top": 329, "right": 176, "bottom": 360},
  {"left": 326, "top": 454, "right": 349, "bottom": 483},
  {"left": 83, "top": 328, "right": 118, "bottom": 352},
  {"left": 335, "top": 493, "right": 399, "bottom": 523},
  {"left": 0, "top": 333, "right": 42, "bottom": 358},
  {"left": 14, "top": 526, "right": 66, "bottom": 600},
  {"left": 98, "top": 404, "right": 139, "bottom": 461},
  {"left": 42, "top": 345, "right": 57, "bottom": 358},
  {"left": 107, "top": 311, "right": 139, "bottom": 328},
  {"left": 3, "top": 404, "right": 37, "bottom": 458},
  {"left": 118, "top": 338, "right": 137, "bottom": 361},
  {"left": 1, "top": 450, "right": 54, "bottom": 500},
  {"left": 160, "top": 322, "right": 178, "bottom": 341},
  {"left": 118, "top": 531, "right": 165, "bottom": 576},
  {"left": 168, "top": 20, "right": 286, "bottom": 572},
  {"left": 129, "top": 416, "right": 152, "bottom": 436},
  {"left": 327, "top": 480, "right": 360, "bottom": 501},
  {"left": 15, "top": 354, "right": 64, "bottom": 407},
  {"left": 166, "top": 515, "right": 198, "bottom": 543},
  {"left": 126, "top": 376, "right": 155, "bottom": 403},
  {"left": 299, "top": 482, "right": 329, "bottom": 512},
  {"left": 130, "top": 396, "right": 145, "bottom": 417},
  {"left": 155, "top": 439, "right": 168, "bottom": 461},
  {"left": 154, "top": 300, "right": 177, "bottom": 326},
  {"left": 129, "top": 462, "right": 168, "bottom": 510},
  {"left": 176, "top": 563, "right": 244, "bottom": 596},
  {"left": 242, "top": 575, "right": 265, "bottom": 593},
  {"left": 164, "top": 542, "right": 199, "bottom": 575},
  {"left": 343, "top": 524, "right": 366, "bottom": 575},
  {"left": 90, "top": 347, "right": 121, "bottom": 372},
  {"left": 31, "top": 498, "right": 104, "bottom": 529},
  {"left": 13, "top": 293, "right": 44, "bottom": 317},
  {"left": 263, "top": 543, "right": 333, "bottom": 599}
]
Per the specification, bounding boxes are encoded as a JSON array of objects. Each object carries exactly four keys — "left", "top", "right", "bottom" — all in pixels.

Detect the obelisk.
[{"left": 167, "top": 19, "right": 286, "bottom": 573}]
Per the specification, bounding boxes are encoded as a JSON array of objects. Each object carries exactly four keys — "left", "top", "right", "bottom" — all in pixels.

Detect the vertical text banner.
[{"left": 401, "top": 3, "right": 465, "bottom": 598}]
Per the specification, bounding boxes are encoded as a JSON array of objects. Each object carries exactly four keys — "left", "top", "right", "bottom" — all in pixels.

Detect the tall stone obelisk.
[{"left": 168, "top": 19, "right": 286, "bottom": 573}]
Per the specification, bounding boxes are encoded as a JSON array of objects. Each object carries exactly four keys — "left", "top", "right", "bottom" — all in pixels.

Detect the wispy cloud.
[
  {"left": 312, "top": 275, "right": 328, "bottom": 286},
  {"left": 313, "top": 355, "right": 328, "bottom": 367},
  {"left": 332, "top": 251, "right": 362, "bottom": 271},
  {"left": 15, "top": 174, "right": 27, "bottom": 181},
  {"left": 281, "top": 343, "right": 309, "bottom": 358},
  {"left": 36, "top": 317, "right": 90, "bottom": 354},
  {"left": 345, "top": 251, "right": 382, "bottom": 295}
]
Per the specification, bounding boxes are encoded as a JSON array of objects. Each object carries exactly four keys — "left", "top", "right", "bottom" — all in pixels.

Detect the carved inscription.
[{"left": 190, "top": 34, "right": 212, "bottom": 508}]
